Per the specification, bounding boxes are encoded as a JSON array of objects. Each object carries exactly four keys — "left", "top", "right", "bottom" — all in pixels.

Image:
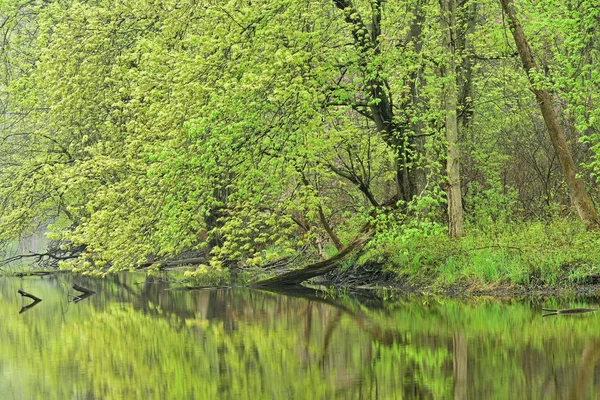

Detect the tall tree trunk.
[
  {"left": 408, "top": 0, "right": 428, "bottom": 195},
  {"left": 500, "top": 0, "right": 600, "bottom": 230},
  {"left": 441, "top": 0, "right": 465, "bottom": 237},
  {"left": 457, "top": 0, "right": 476, "bottom": 129}
]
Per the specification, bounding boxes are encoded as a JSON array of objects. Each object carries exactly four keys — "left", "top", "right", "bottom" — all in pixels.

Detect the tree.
[
  {"left": 440, "top": 0, "right": 464, "bottom": 237},
  {"left": 500, "top": 0, "right": 600, "bottom": 230}
]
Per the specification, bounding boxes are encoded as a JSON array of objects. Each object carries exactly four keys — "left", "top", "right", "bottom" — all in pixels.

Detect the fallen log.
[
  {"left": 12, "top": 270, "right": 73, "bottom": 278},
  {"left": 248, "top": 193, "right": 402, "bottom": 287},
  {"left": 166, "top": 285, "right": 233, "bottom": 291},
  {"left": 250, "top": 229, "right": 375, "bottom": 287}
]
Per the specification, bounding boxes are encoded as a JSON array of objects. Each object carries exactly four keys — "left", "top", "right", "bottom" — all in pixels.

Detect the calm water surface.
[{"left": 1, "top": 273, "right": 600, "bottom": 399}]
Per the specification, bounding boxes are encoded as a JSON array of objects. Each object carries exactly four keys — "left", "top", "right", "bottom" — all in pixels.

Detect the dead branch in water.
[
  {"left": 71, "top": 284, "right": 95, "bottom": 303},
  {"left": 0, "top": 252, "right": 79, "bottom": 266},
  {"left": 18, "top": 289, "right": 42, "bottom": 302},
  {"left": 17, "top": 289, "right": 42, "bottom": 314},
  {"left": 12, "top": 270, "right": 73, "bottom": 277},
  {"left": 73, "top": 284, "right": 95, "bottom": 295}
]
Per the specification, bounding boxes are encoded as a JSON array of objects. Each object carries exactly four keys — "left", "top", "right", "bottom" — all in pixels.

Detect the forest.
[{"left": 1, "top": 0, "right": 600, "bottom": 290}]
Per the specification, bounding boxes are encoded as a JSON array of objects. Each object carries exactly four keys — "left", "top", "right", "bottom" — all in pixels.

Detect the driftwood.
[
  {"left": 18, "top": 289, "right": 42, "bottom": 302},
  {"left": 17, "top": 289, "right": 42, "bottom": 314},
  {"left": 73, "top": 284, "right": 95, "bottom": 294},
  {"left": 71, "top": 284, "right": 95, "bottom": 303}
]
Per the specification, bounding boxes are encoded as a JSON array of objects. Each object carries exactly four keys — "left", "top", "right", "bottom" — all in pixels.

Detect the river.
[{"left": 1, "top": 273, "right": 599, "bottom": 399}]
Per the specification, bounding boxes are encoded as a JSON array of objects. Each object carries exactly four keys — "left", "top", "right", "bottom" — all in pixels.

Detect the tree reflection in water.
[{"left": 0, "top": 274, "right": 599, "bottom": 399}]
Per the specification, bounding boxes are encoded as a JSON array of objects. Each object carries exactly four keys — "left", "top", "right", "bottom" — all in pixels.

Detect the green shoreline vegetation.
[
  {"left": 1, "top": 0, "right": 600, "bottom": 292},
  {"left": 343, "top": 217, "right": 600, "bottom": 292}
]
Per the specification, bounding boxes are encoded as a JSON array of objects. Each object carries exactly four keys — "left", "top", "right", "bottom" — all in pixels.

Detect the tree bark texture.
[
  {"left": 500, "top": 0, "right": 600, "bottom": 229},
  {"left": 408, "top": 0, "right": 428, "bottom": 195},
  {"left": 441, "top": 0, "right": 465, "bottom": 237}
]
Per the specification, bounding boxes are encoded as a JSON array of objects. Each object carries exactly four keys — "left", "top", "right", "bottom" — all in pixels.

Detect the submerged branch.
[
  {"left": 18, "top": 289, "right": 42, "bottom": 302},
  {"left": 18, "top": 289, "right": 42, "bottom": 314},
  {"left": 12, "top": 270, "right": 72, "bottom": 277},
  {"left": 71, "top": 284, "right": 95, "bottom": 303}
]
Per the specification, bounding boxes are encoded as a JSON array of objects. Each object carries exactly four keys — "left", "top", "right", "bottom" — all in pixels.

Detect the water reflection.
[
  {"left": 17, "top": 289, "right": 42, "bottom": 314},
  {"left": 1, "top": 274, "right": 600, "bottom": 399}
]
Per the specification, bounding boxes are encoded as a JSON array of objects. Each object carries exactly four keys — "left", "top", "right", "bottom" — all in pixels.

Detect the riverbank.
[
  {"left": 313, "top": 262, "right": 600, "bottom": 298},
  {"left": 305, "top": 217, "right": 600, "bottom": 296},
  {"left": 3, "top": 217, "right": 600, "bottom": 298},
  {"left": 3, "top": 264, "right": 600, "bottom": 299}
]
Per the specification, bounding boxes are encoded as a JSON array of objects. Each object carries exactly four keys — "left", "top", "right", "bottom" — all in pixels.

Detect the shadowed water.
[{"left": 1, "top": 273, "right": 599, "bottom": 399}]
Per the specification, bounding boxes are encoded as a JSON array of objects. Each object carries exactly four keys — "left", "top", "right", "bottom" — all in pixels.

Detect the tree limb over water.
[
  {"left": 0, "top": 252, "right": 79, "bottom": 267},
  {"left": 250, "top": 228, "right": 375, "bottom": 287}
]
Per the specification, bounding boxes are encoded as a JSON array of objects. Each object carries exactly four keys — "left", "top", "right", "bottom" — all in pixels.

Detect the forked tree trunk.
[{"left": 500, "top": 0, "right": 600, "bottom": 229}]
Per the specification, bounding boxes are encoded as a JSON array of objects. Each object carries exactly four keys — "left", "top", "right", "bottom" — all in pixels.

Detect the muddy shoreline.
[{"left": 4, "top": 267, "right": 600, "bottom": 298}]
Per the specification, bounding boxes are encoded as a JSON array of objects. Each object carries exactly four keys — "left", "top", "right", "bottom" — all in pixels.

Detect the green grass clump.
[{"left": 357, "top": 217, "right": 600, "bottom": 289}]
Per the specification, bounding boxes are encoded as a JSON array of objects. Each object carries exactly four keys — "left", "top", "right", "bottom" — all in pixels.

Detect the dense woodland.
[{"left": 1, "top": 0, "right": 600, "bottom": 286}]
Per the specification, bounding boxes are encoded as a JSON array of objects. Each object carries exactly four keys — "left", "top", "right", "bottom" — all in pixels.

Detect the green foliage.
[
  {"left": 0, "top": 0, "right": 600, "bottom": 286},
  {"left": 356, "top": 217, "right": 600, "bottom": 289},
  {"left": 465, "top": 181, "right": 518, "bottom": 228}
]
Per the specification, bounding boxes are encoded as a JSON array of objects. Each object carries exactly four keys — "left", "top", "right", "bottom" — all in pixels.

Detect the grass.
[{"left": 354, "top": 217, "right": 600, "bottom": 290}]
